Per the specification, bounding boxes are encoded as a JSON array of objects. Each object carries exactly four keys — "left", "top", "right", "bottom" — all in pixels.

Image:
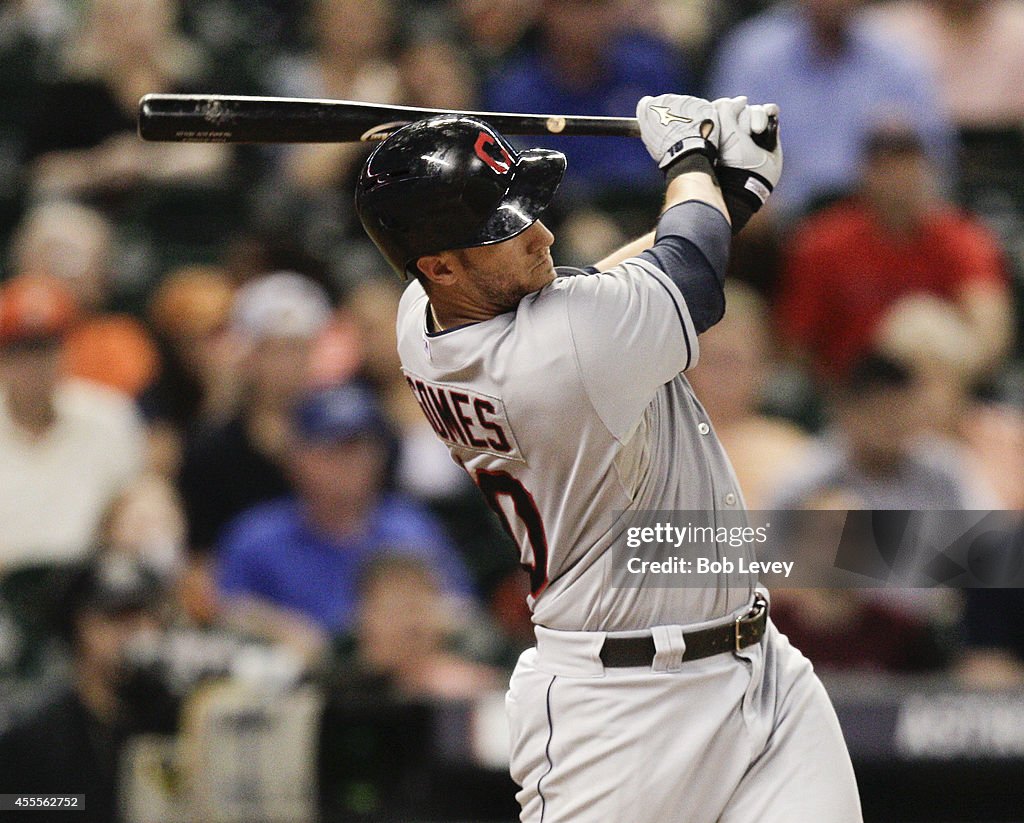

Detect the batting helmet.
[{"left": 355, "top": 115, "right": 566, "bottom": 279}]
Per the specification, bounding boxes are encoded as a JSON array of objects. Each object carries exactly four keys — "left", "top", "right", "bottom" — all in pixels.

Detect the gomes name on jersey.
[{"left": 403, "top": 372, "right": 524, "bottom": 461}]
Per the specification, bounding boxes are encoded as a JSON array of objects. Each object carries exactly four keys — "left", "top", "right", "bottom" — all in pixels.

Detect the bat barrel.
[
  {"left": 138, "top": 94, "right": 369, "bottom": 142},
  {"left": 138, "top": 94, "right": 642, "bottom": 143}
]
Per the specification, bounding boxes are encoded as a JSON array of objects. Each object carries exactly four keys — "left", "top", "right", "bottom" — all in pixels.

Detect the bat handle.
[{"left": 751, "top": 113, "right": 779, "bottom": 152}]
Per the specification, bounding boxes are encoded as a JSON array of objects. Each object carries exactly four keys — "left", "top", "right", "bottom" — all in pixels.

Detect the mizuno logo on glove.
[{"left": 650, "top": 105, "right": 694, "bottom": 126}]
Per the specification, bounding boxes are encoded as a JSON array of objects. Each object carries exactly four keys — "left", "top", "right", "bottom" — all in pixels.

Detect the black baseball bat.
[
  {"left": 138, "top": 94, "right": 640, "bottom": 143},
  {"left": 137, "top": 93, "right": 778, "bottom": 149}
]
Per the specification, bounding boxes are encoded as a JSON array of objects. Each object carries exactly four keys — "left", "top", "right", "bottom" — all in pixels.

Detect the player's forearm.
[
  {"left": 663, "top": 168, "right": 730, "bottom": 226},
  {"left": 594, "top": 163, "right": 728, "bottom": 272}
]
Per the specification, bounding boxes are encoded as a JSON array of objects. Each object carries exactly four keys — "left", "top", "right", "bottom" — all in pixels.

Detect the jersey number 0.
[{"left": 475, "top": 469, "right": 549, "bottom": 597}]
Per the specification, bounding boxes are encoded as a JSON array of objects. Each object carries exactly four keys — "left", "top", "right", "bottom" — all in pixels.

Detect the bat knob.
[{"left": 751, "top": 114, "right": 779, "bottom": 152}]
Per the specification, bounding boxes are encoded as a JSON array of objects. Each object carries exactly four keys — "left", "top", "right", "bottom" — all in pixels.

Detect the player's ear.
[{"left": 415, "top": 254, "right": 458, "bottom": 286}]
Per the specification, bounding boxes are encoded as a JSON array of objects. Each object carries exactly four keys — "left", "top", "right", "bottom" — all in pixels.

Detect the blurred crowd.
[{"left": 0, "top": 0, "right": 1023, "bottom": 820}]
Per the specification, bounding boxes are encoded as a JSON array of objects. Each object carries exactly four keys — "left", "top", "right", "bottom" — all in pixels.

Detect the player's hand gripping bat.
[{"left": 137, "top": 94, "right": 779, "bottom": 151}]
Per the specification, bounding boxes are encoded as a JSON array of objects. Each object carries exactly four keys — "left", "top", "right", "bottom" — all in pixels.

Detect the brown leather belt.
[{"left": 599, "top": 594, "right": 768, "bottom": 668}]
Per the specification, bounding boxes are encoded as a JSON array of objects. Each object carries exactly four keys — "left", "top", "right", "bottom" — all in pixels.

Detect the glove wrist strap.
[
  {"left": 664, "top": 152, "right": 715, "bottom": 182},
  {"left": 717, "top": 166, "right": 773, "bottom": 235},
  {"left": 660, "top": 136, "right": 718, "bottom": 169}
]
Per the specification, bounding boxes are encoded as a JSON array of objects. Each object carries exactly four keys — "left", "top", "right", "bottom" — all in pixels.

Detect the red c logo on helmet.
[{"left": 474, "top": 132, "right": 513, "bottom": 175}]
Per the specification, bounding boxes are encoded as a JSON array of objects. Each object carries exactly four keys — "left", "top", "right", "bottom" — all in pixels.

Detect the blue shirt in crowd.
[
  {"left": 216, "top": 494, "right": 474, "bottom": 634},
  {"left": 707, "top": 6, "right": 955, "bottom": 218},
  {"left": 484, "top": 31, "right": 687, "bottom": 199}
]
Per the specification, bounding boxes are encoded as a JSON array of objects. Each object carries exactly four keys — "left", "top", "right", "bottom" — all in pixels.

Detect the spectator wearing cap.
[
  {"left": 771, "top": 352, "right": 992, "bottom": 512},
  {"left": 9, "top": 200, "right": 160, "bottom": 398},
  {"left": 0, "top": 274, "right": 144, "bottom": 571},
  {"left": 766, "top": 352, "right": 990, "bottom": 673},
  {"left": 0, "top": 553, "right": 168, "bottom": 822},
  {"left": 776, "top": 121, "right": 1013, "bottom": 382},
  {"left": 214, "top": 382, "right": 474, "bottom": 664},
  {"left": 176, "top": 271, "right": 334, "bottom": 556}
]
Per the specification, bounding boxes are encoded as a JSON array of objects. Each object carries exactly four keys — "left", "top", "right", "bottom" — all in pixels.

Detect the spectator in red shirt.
[{"left": 775, "top": 121, "right": 1012, "bottom": 381}]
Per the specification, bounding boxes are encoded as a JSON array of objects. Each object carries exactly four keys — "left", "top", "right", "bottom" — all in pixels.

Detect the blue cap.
[{"left": 293, "top": 383, "right": 389, "bottom": 444}]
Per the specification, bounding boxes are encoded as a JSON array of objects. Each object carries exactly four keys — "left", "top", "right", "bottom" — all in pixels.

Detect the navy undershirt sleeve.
[{"left": 638, "top": 200, "right": 731, "bottom": 334}]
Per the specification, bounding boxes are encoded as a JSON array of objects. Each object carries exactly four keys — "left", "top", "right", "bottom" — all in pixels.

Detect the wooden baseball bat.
[
  {"left": 138, "top": 94, "right": 641, "bottom": 143},
  {"left": 138, "top": 93, "right": 779, "bottom": 149}
]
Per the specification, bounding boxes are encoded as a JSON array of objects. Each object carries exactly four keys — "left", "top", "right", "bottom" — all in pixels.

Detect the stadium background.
[{"left": 0, "top": 0, "right": 1022, "bottom": 820}]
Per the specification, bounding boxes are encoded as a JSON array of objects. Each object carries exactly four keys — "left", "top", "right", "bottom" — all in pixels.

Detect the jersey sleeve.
[{"left": 563, "top": 260, "right": 699, "bottom": 441}]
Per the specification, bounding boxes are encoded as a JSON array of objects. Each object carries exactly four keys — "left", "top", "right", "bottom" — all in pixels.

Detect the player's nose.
[{"left": 527, "top": 221, "right": 555, "bottom": 251}]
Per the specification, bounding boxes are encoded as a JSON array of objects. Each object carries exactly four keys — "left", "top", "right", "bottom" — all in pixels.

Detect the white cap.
[{"left": 229, "top": 271, "right": 332, "bottom": 342}]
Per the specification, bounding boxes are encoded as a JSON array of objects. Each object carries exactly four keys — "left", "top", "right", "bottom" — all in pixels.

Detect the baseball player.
[{"left": 355, "top": 94, "right": 862, "bottom": 822}]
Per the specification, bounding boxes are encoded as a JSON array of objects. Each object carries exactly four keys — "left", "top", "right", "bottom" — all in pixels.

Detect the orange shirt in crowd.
[{"left": 63, "top": 315, "right": 160, "bottom": 398}]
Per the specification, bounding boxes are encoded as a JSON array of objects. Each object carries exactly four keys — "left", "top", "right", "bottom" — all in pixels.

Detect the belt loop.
[
  {"left": 736, "top": 593, "right": 768, "bottom": 652},
  {"left": 650, "top": 625, "right": 687, "bottom": 672}
]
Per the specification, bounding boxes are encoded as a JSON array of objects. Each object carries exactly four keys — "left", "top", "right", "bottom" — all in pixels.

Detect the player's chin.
[{"left": 530, "top": 257, "right": 556, "bottom": 287}]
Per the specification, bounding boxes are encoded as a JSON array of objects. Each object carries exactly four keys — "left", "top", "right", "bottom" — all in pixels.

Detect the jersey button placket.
[
  {"left": 697, "top": 422, "right": 710, "bottom": 435},
  {"left": 724, "top": 492, "right": 737, "bottom": 506}
]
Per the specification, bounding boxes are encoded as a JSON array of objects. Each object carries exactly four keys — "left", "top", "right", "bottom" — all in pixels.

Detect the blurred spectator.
[
  {"left": 0, "top": 0, "right": 67, "bottom": 247},
  {"left": 215, "top": 382, "right": 474, "bottom": 662},
  {"left": 9, "top": 200, "right": 160, "bottom": 398},
  {"left": 140, "top": 265, "right": 238, "bottom": 476},
  {"left": 270, "top": 0, "right": 401, "bottom": 194},
  {"left": 861, "top": 1, "right": 1024, "bottom": 320},
  {"left": 688, "top": 283, "right": 812, "bottom": 509},
  {"left": 177, "top": 0, "right": 309, "bottom": 94},
  {"left": 874, "top": 295, "right": 988, "bottom": 442},
  {"left": 864, "top": 0, "right": 1024, "bottom": 132},
  {"left": 448, "top": 0, "right": 540, "bottom": 69},
  {"left": 102, "top": 474, "right": 188, "bottom": 586},
  {"left": 962, "top": 401, "right": 1024, "bottom": 511},
  {"left": 346, "top": 277, "right": 471, "bottom": 504},
  {"left": 707, "top": 0, "right": 954, "bottom": 219},
  {"left": 24, "top": 0, "right": 227, "bottom": 202},
  {"left": 875, "top": 294, "right": 1024, "bottom": 509},
  {"left": 771, "top": 353, "right": 992, "bottom": 512},
  {"left": 177, "top": 271, "right": 332, "bottom": 554},
  {"left": 346, "top": 277, "right": 522, "bottom": 594},
  {"left": 768, "top": 588, "right": 948, "bottom": 673},
  {"left": 397, "top": 33, "right": 477, "bottom": 112},
  {"left": 776, "top": 122, "right": 1012, "bottom": 381},
  {"left": 768, "top": 349, "right": 989, "bottom": 656},
  {"left": 0, "top": 553, "right": 169, "bottom": 823},
  {"left": 249, "top": 0, "right": 402, "bottom": 274},
  {"left": 339, "top": 554, "right": 503, "bottom": 701},
  {"left": 642, "top": 0, "right": 776, "bottom": 83},
  {"left": 481, "top": 0, "right": 685, "bottom": 205},
  {"left": 0, "top": 274, "right": 144, "bottom": 570}
]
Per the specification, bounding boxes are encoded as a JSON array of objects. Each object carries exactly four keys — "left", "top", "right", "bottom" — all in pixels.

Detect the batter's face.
[{"left": 452, "top": 220, "right": 557, "bottom": 312}]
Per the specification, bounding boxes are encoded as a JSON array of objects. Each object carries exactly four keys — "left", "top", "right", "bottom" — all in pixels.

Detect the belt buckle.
[{"left": 735, "top": 594, "right": 767, "bottom": 653}]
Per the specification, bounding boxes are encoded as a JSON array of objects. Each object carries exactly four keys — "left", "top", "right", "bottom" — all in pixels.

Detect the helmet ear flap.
[{"left": 355, "top": 116, "right": 565, "bottom": 279}]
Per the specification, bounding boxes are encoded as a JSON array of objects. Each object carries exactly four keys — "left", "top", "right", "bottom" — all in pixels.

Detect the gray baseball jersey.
[{"left": 397, "top": 256, "right": 756, "bottom": 632}]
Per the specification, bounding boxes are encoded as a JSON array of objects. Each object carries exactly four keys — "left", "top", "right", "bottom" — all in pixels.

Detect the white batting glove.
[
  {"left": 636, "top": 94, "right": 720, "bottom": 171},
  {"left": 712, "top": 96, "right": 783, "bottom": 233}
]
